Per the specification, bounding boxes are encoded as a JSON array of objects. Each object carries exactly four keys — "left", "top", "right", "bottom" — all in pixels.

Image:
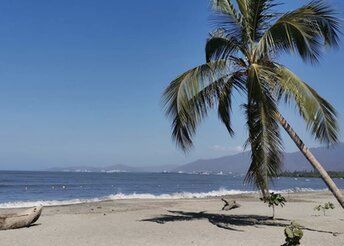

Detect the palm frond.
[
  {"left": 218, "top": 72, "right": 246, "bottom": 135},
  {"left": 212, "top": 0, "right": 242, "bottom": 23},
  {"left": 301, "top": 0, "right": 341, "bottom": 47},
  {"left": 236, "top": 0, "right": 250, "bottom": 21},
  {"left": 274, "top": 65, "right": 339, "bottom": 145},
  {"left": 211, "top": 1, "right": 248, "bottom": 43},
  {"left": 245, "top": 0, "right": 278, "bottom": 42},
  {"left": 244, "top": 64, "right": 283, "bottom": 194},
  {"left": 162, "top": 60, "right": 232, "bottom": 151},
  {"left": 205, "top": 31, "right": 246, "bottom": 62},
  {"left": 257, "top": 0, "right": 341, "bottom": 63}
]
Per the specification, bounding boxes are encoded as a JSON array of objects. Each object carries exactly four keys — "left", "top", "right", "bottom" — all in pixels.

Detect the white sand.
[{"left": 1, "top": 191, "right": 343, "bottom": 246}]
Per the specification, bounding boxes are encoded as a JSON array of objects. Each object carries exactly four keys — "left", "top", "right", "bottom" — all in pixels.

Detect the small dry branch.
[{"left": 221, "top": 198, "right": 241, "bottom": 211}]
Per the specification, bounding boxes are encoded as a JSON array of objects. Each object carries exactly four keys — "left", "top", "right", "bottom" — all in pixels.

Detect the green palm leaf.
[
  {"left": 244, "top": 64, "right": 283, "bottom": 194},
  {"left": 257, "top": 0, "right": 340, "bottom": 63},
  {"left": 211, "top": 1, "right": 248, "bottom": 44},
  {"left": 275, "top": 65, "right": 338, "bottom": 144},
  {"left": 212, "top": 0, "right": 242, "bottom": 23},
  {"left": 236, "top": 0, "right": 250, "bottom": 20},
  {"left": 218, "top": 72, "right": 246, "bottom": 135},
  {"left": 206, "top": 34, "right": 244, "bottom": 62},
  {"left": 244, "top": 0, "right": 278, "bottom": 42},
  {"left": 162, "top": 60, "right": 233, "bottom": 150}
]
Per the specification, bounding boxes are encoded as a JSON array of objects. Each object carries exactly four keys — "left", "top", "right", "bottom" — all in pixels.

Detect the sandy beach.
[{"left": 1, "top": 191, "right": 343, "bottom": 246}]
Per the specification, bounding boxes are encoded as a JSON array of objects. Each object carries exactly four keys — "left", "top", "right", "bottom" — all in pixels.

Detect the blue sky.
[{"left": 0, "top": 0, "right": 343, "bottom": 170}]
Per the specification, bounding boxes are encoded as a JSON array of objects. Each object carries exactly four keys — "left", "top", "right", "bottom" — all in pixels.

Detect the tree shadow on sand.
[
  {"left": 141, "top": 210, "right": 289, "bottom": 232},
  {"left": 141, "top": 210, "right": 340, "bottom": 235}
]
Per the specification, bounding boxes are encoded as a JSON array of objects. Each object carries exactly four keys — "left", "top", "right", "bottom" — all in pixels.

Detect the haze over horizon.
[{"left": 0, "top": 0, "right": 343, "bottom": 170}]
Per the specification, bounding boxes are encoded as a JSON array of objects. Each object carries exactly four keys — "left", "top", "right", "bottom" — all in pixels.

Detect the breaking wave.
[{"left": 0, "top": 187, "right": 325, "bottom": 208}]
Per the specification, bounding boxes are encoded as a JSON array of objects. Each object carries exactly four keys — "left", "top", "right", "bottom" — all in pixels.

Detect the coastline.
[
  {"left": 0, "top": 187, "right": 329, "bottom": 209},
  {"left": 1, "top": 191, "right": 343, "bottom": 246}
]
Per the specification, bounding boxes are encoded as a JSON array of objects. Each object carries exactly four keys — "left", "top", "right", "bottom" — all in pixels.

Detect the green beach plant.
[
  {"left": 162, "top": 0, "right": 344, "bottom": 207},
  {"left": 314, "top": 202, "right": 335, "bottom": 215},
  {"left": 284, "top": 221, "right": 303, "bottom": 246},
  {"left": 260, "top": 192, "right": 286, "bottom": 219}
]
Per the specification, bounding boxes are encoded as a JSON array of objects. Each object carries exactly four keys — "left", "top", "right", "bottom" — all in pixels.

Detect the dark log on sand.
[
  {"left": 0, "top": 206, "right": 43, "bottom": 230},
  {"left": 221, "top": 199, "right": 241, "bottom": 211}
]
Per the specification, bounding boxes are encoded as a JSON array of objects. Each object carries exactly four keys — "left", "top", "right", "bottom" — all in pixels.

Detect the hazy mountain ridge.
[
  {"left": 48, "top": 143, "right": 344, "bottom": 173},
  {"left": 174, "top": 143, "right": 344, "bottom": 173}
]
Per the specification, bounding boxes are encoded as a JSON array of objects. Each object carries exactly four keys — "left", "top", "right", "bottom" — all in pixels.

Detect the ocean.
[{"left": 1, "top": 171, "right": 343, "bottom": 208}]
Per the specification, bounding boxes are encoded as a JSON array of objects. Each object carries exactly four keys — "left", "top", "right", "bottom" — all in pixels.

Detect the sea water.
[{"left": 1, "top": 171, "right": 343, "bottom": 208}]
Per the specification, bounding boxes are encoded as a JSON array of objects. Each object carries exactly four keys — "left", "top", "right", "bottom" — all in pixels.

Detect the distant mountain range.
[
  {"left": 49, "top": 143, "right": 344, "bottom": 174},
  {"left": 173, "top": 143, "right": 344, "bottom": 173}
]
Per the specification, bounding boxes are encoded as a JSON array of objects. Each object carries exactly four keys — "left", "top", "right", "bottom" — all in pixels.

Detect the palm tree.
[{"left": 162, "top": 0, "right": 344, "bottom": 207}]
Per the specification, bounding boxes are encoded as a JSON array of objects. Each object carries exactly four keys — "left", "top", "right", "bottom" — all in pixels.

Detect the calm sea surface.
[{"left": 1, "top": 171, "right": 343, "bottom": 208}]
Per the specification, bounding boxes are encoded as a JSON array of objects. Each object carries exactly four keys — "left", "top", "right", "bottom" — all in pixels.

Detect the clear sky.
[{"left": 0, "top": 0, "right": 343, "bottom": 170}]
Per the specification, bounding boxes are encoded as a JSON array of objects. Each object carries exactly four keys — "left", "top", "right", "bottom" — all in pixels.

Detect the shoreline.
[
  {"left": 0, "top": 188, "right": 328, "bottom": 209},
  {"left": 1, "top": 191, "right": 344, "bottom": 245}
]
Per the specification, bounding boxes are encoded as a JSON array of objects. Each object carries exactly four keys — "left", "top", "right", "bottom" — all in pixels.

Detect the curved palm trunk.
[{"left": 277, "top": 113, "right": 344, "bottom": 209}]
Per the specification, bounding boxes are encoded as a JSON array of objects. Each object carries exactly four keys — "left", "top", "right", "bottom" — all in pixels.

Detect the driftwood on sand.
[
  {"left": 0, "top": 206, "right": 43, "bottom": 230},
  {"left": 221, "top": 199, "right": 241, "bottom": 211}
]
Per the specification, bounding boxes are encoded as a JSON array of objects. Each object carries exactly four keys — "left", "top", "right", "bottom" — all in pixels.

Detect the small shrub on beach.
[
  {"left": 314, "top": 202, "right": 335, "bottom": 216},
  {"left": 261, "top": 192, "right": 286, "bottom": 219},
  {"left": 284, "top": 221, "right": 303, "bottom": 246}
]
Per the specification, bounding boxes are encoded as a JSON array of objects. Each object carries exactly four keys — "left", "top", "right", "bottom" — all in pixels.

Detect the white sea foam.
[
  {"left": 0, "top": 198, "right": 103, "bottom": 209},
  {"left": 107, "top": 188, "right": 251, "bottom": 200},
  {"left": 0, "top": 188, "right": 326, "bottom": 208},
  {"left": 270, "top": 187, "right": 326, "bottom": 193}
]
